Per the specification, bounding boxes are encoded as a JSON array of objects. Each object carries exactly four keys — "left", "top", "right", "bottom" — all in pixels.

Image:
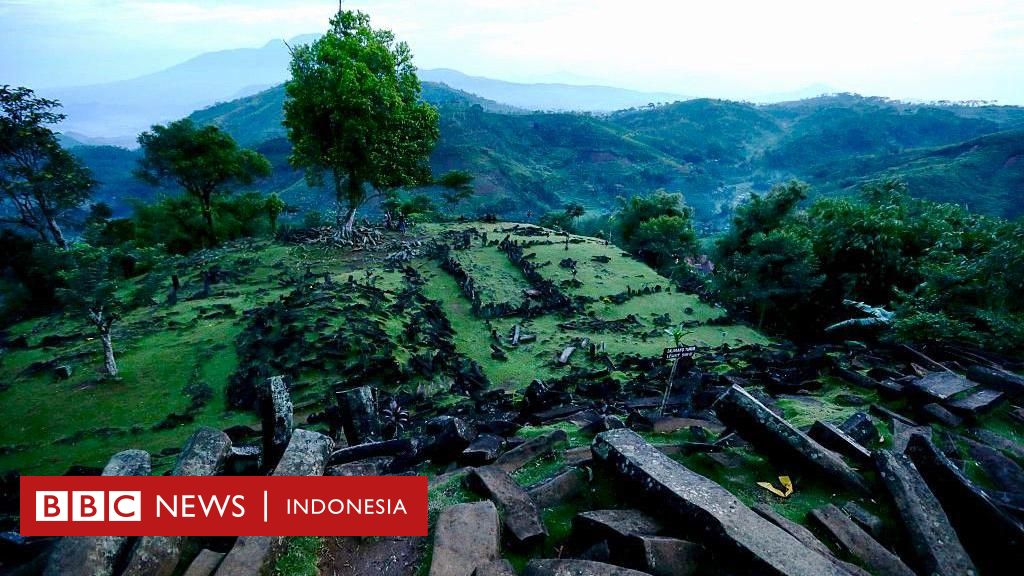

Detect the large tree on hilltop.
[
  {"left": 0, "top": 86, "right": 94, "bottom": 247},
  {"left": 135, "top": 119, "right": 270, "bottom": 246},
  {"left": 283, "top": 10, "right": 440, "bottom": 237}
]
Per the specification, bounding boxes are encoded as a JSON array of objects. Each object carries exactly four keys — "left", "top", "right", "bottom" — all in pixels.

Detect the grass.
[{"left": 275, "top": 536, "right": 322, "bottom": 576}]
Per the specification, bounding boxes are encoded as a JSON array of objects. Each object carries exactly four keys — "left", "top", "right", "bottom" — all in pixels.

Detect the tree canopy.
[
  {"left": 283, "top": 10, "right": 440, "bottom": 236},
  {"left": 135, "top": 119, "right": 270, "bottom": 245},
  {"left": 614, "top": 190, "right": 697, "bottom": 269},
  {"left": 0, "top": 85, "right": 94, "bottom": 247}
]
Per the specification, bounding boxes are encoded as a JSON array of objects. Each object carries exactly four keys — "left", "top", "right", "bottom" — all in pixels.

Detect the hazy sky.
[{"left": 2, "top": 0, "right": 1023, "bottom": 103}]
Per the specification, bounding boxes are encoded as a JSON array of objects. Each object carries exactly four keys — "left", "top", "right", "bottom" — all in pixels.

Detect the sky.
[{"left": 2, "top": 0, "right": 1023, "bottom": 103}]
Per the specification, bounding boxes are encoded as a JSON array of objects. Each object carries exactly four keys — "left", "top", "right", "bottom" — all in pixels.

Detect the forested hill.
[{"left": 73, "top": 83, "right": 1024, "bottom": 222}]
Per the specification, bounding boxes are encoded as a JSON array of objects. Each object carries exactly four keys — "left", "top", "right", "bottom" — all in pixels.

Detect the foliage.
[
  {"left": 614, "top": 191, "right": 697, "bottom": 270},
  {"left": 0, "top": 85, "right": 94, "bottom": 247},
  {"left": 0, "top": 231, "right": 69, "bottom": 322},
  {"left": 436, "top": 170, "right": 475, "bottom": 208},
  {"left": 136, "top": 119, "right": 270, "bottom": 244},
  {"left": 131, "top": 193, "right": 273, "bottom": 254},
  {"left": 283, "top": 10, "right": 440, "bottom": 233},
  {"left": 713, "top": 178, "right": 1024, "bottom": 350}
]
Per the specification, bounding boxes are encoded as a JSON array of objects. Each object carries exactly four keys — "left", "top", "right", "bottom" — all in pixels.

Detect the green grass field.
[{"left": 0, "top": 224, "right": 765, "bottom": 475}]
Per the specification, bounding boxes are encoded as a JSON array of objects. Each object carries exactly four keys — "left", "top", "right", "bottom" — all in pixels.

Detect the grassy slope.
[{"left": 0, "top": 224, "right": 764, "bottom": 475}]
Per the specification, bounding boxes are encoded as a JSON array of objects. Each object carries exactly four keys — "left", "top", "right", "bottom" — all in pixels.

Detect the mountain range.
[
  {"left": 66, "top": 80, "right": 1024, "bottom": 226},
  {"left": 45, "top": 36, "right": 693, "bottom": 146}
]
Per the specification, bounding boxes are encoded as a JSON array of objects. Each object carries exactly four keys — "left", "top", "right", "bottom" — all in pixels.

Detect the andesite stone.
[
  {"left": 528, "top": 468, "right": 588, "bottom": 509},
  {"left": 123, "top": 427, "right": 232, "bottom": 576},
  {"left": 182, "top": 550, "right": 225, "bottom": 576},
  {"left": 461, "top": 434, "right": 504, "bottom": 466},
  {"left": 43, "top": 450, "right": 152, "bottom": 576},
  {"left": 215, "top": 430, "right": 333, "bottom": 576},
  {"left": 966, "top": 364, "right": 1024, "bottom": 398},
  {"left": 429, "top": 501, "right": 501, "bottom": 576},
  {"left": 715, "top": 385, "right": 868, "bottom": 493},
  {"left": 592, "top": 429, "right": 850, "bottom": 576},
  {"left": 336, "top": 385, "right": 382, "bottom": 446},
  {"left": 808, "top": 504, "right": 915, "bottom": 576},
  {"left": 807, "top": 420, "right": 872, "bottom": 465},
  {"left": 905, "top": 433, "right": 1024, "bottom": 574},
  {"left": 839, "top": 412, "right": 878, "bottom": 446},
  {"left": 466, "top": 466, "right": 547, "bottom": 550},
  {"left": 259, "top": 375, "right": 293, "bottom": 469},
  {"left": 874, "top": 449, "right": 976, "bottom": 576},
  {"left": 524, "top": 559, "right": 652, "bottom": 576},
  {"left": 493, "top": 429, "right": 567, "bottom": 473}
]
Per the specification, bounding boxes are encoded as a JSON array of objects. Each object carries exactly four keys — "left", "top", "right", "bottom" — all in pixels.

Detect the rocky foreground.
[{"left": 4, "top": 340, "right": 1024, "bottom": 575}]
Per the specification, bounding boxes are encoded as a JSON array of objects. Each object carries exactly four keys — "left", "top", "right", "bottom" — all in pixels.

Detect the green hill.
[
  {"left": 69, "top": 85, "right": 1024, "bottom": 224},
  {"left": 0, "top": 223, "right": 765, "bottom": 475}
]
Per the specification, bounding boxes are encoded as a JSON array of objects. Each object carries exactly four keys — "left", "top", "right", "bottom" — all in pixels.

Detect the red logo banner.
[{"left": 20, "top": 476, "right": 427, "bottom": 536}]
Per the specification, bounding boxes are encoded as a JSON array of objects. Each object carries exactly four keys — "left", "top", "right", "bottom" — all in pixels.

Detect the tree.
[
  {"left": 135, "top": 119, "right": 270, "bottom": 245},
  {"left": 715, "top": 180, "right": 807, "bottom": 261},
  {"left": 283, "top": 10, "right": 440, "bottom": 237},
  {"left": 564, "top": 202, "right": 586, "bottom": 225},
  {"left": 714, "top": 228, "right": 823, "bottom": 329},
  {"left": 265, "top": 193, "right": 286, "bottom": 233},
  {"left": 614, "top": 191, "right": 697, "bottom": 269},
  {"left": 58, "top": 246, "right": 123, "bottom": 377},
  {"left": 0, "top": 86, "right": 94, "bottom": 247},
  {"left": 437, "top": 170, "right": 476, "bottom": 209}
]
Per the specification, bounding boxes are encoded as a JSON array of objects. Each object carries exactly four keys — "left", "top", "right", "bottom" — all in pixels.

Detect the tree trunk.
[
  {"left": 44, "top": 215, "right": 67, "bottom": 248},
  {"left": 340, "top": 205, "right": 357, "bottom": 238},
  {"left": 100, "top": 331, "right": 118, "bottom": 378},
  {"left": 201, "top": 191, "right": 215, "bottom": 246}
]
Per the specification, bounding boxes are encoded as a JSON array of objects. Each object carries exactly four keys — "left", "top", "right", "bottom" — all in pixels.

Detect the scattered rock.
[
  {"left": 466, "top": 465, "right": 547, "bottom": 549},
  {"left": 461, "top": 434, "right": 504, "bottom": 466},
  {"left": 715, "top": 385, "right": 868, "bottom": 493},
  {"left": 620, "top": 535, "right": 702, "bottom": 576},
  {"left": 328, "top": 438, "right": 418, "bottom": 467},
  {"left": 839, "top": 412, "right": 878, "bottom": 446},
  {"left": 808, "top": 504, "right": 915, "bottom": 576},
  {"left": 337, "top": 385, "right": 382, "bottom": 446},
  {"left": 572, "top": 509, "right": 663, "bottom": 546},
  {"left": 123, "top": 428, "right": 232, "bottom": 576},
  {"left": 889, "top": 419, "right": 931, "bottom": 454},
  {"left": 182, "top": 549, "right": 224, "bottom": 576},
  {"left": 528, "top": 468, "right": 588, "bottom": 508},
  {"left": 429, "top": 501, "right": 501, "bottom": 576},
  {"left": 259, "top": 375, "right": 293, "bottom": 468},
  {"left": 592, "top": 429, "right": 850, "bottom": 576},
  {"left": 327, "top": 456, "right": 394, "bottom": 476},
  {"left": 921, "top": 403, "right": 962, "bottom": 427},
  {"left": 751, "top": 504, "right": 833, "bottom": 559},
  {"left": 216, "top": 430, "right": 333, "bottom": 576},
  {"left": 966, "top": 364, "right": 1024, "bottom": 398},
  {"left": 493, "top": 429, "right": 567, "bottom": 473},
  {"left": 472, "top": 559, "right": 516, "bottom": 576},
  {"left": 43, "top": 450, "right": 152, "bottom": 576},
  {"left": 874, "top": 449, "right": 976, "bottom": 576},
  {"left": 523, "top": 559, "right": 651, "bottom": 576},
  {"left": 425, "top": 416, "right": 476, "bottom": 463},
  {"left": 908, "top": 372, "right": 977, "bottom": 401},
  {"left": 964, "top": 436, "right": 1024, "bottom": 494},
  {"left": 905, "top": 433, "right": 1024, "bottom": 574},
  {"left": 968, "top": 428, "right": 1024, "bottom": 462},
  {"left": 840, "top": 502, "right": 883, "bottom": 540},
  {"left": 807, "top": 421, "right": 872, "bottom": 464},
  {"left": 947, "top": 388, "right": 1006, "bottom": 416}
]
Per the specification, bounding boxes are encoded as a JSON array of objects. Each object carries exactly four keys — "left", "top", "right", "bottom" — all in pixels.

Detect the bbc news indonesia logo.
[
  {"left": 36, "top": 490, "right": 142, "bottom": 522},
  {"left": 21, "top": 476, "right": 427, "bottom": 537}
]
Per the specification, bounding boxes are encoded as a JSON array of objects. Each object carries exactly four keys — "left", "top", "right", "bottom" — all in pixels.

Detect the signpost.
[
  {"left": 659, "top": 345, "right": 697, "bottom": 416},
  {"left": 662, "top": 346, "right": 697, "bottom": 361}
]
